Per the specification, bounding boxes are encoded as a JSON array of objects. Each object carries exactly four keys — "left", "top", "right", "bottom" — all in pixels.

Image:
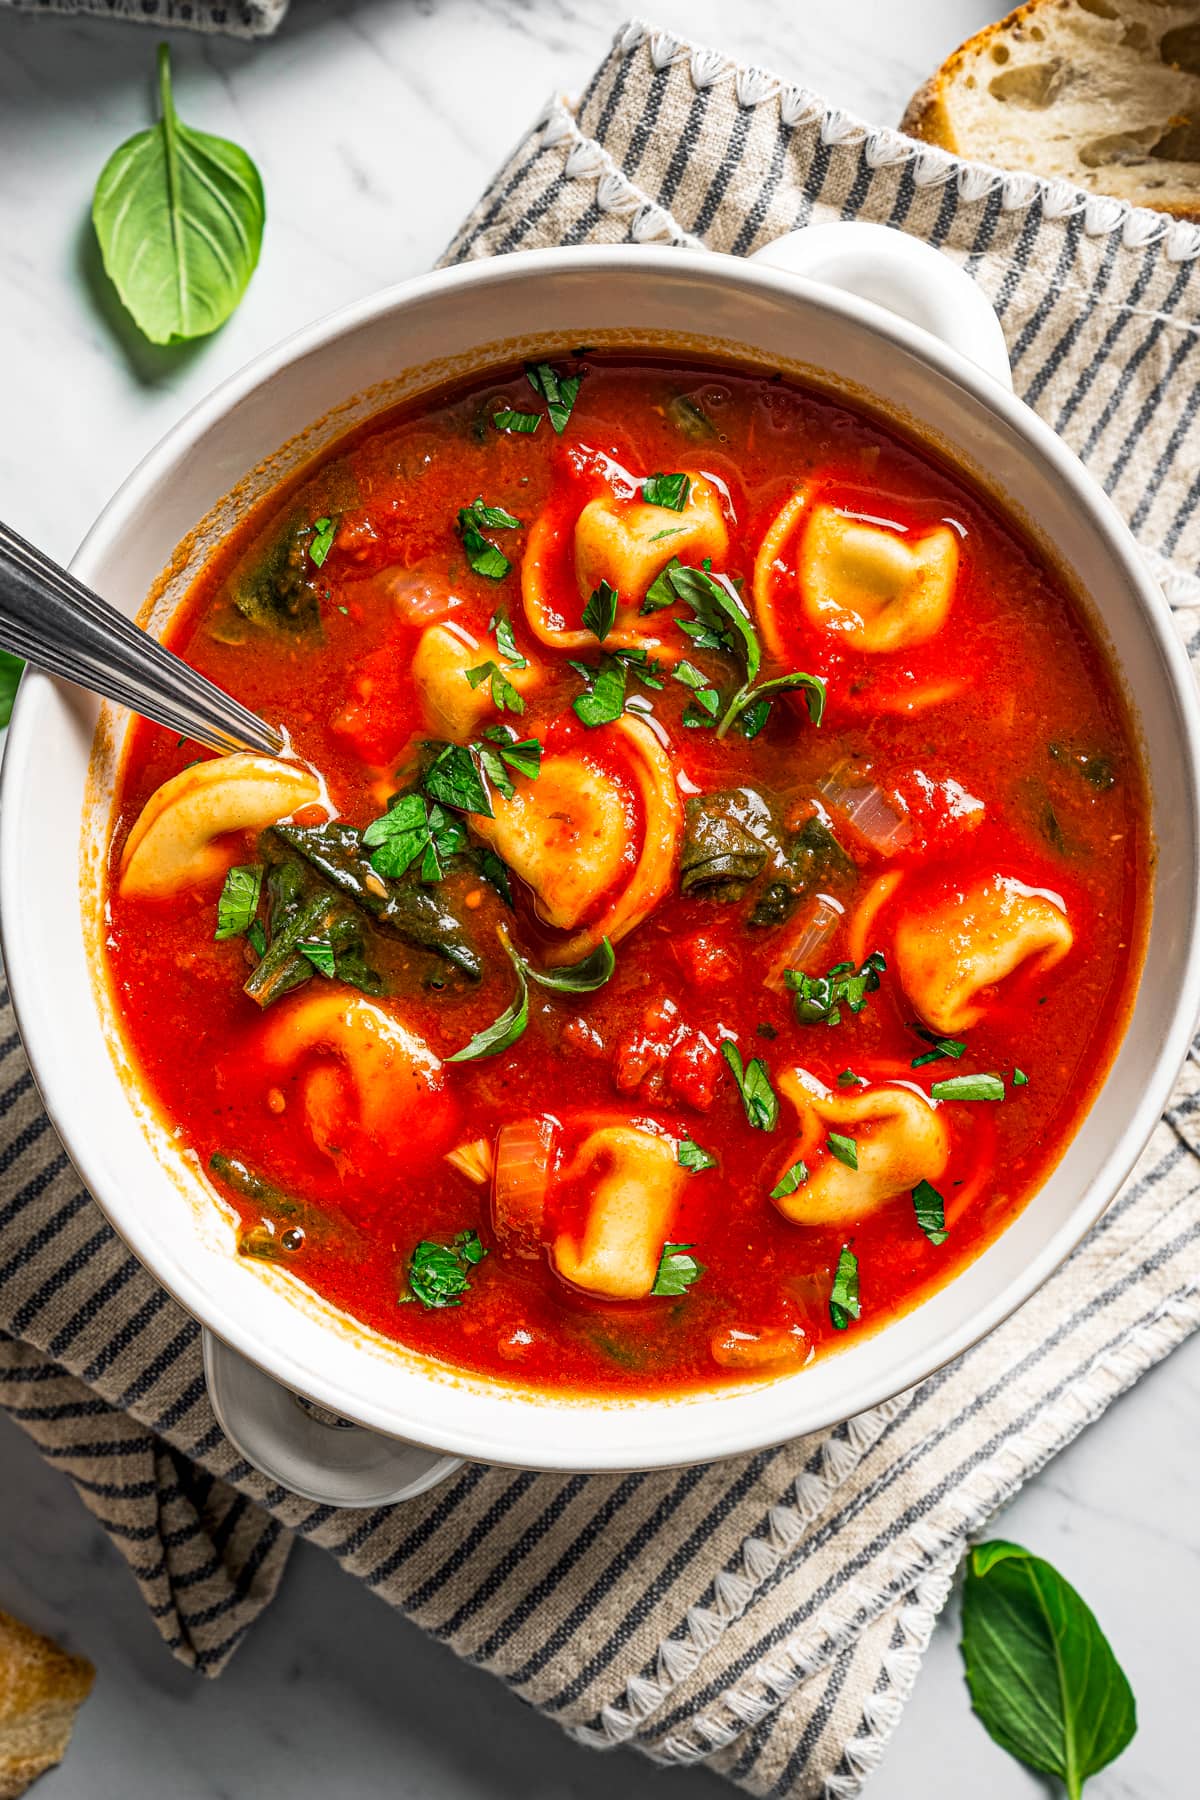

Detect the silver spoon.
[{"left": 0, "top": 520, "right": 284, "bottom": 757}]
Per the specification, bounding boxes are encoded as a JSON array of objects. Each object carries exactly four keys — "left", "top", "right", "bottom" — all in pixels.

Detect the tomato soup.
[{"left": 103, "top": 355, "right": 1148, "bottom": 1395}]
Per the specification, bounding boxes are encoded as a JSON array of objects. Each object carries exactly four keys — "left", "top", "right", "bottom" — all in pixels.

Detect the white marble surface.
[{"left": 0, "top": 0, "right": 1196, "bottom": 1796}]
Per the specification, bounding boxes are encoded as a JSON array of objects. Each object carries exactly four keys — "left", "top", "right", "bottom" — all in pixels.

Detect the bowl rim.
[{"left": 5, "top": 241, "right": 1200, "bottom": 1470}]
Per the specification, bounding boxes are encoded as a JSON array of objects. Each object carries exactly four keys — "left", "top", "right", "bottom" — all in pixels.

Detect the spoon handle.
[{"left": 0, "top": 521, "right": 284, "bottom": 757}]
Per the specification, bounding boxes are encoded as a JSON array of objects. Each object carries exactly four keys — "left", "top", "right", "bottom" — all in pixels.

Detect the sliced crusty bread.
[
  {"left": 902, "top": 0, "right": 1200, "bottom": 219},
  {"left": 0, "top": 1611, "right": 94, "bottom": 1800}
]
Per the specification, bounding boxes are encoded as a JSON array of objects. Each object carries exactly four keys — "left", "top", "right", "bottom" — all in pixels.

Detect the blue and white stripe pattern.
[{"left": 3, "top": 20, "right": 1200, "bottom": 1797}]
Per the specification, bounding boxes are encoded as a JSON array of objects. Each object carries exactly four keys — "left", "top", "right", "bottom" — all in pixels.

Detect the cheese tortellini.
[
  {"left": 260, "top": 991, "right": 450, "bottom": 1163},
  {"left": 471, "top": 715, "right": 681, "bottom": 961},
  {"left": 552, "top": 1124, "right": 685, "bottom": 1299},
  {"left": 774, "top": 1073, "right": 950, "bottom": 1227},
  {"left": 895, "top": 874, "right": 1073, "bottom": 1036},
  {"left": 412, "top": 621, "right": 539, "bottom": 742},
  {"left": 800, "top": 504, "right": 958, "bottom": 652},
  {"left": 119, "top": 754, "right": 321, "bottom": 899}
]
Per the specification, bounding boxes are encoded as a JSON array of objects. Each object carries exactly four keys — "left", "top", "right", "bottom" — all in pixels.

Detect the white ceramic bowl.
[{"left": 5, "top": 226, "right": 1200, "bottom": 1506}]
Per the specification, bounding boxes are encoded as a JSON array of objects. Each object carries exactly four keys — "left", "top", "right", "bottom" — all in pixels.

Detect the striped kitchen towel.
[
  {"left": 0, "top": 0, "right": 285, "bottom": 34},
  {"left": 3, "top": 19, "right": 1200, "bottom": 1799}
]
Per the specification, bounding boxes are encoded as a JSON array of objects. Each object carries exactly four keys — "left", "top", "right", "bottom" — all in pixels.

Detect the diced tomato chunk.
[
  {"left": 665, "top": 1032, "right": 721, "bottom": 1112},
  {"left": 673, "top": 932, "right": 739, "bottom": 987}
]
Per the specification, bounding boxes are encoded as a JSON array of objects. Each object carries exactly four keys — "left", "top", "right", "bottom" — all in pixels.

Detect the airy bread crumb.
[
  {"left": 0, "top": 1611, "right": 94, "bottom": 1799},
  {"left": 902, "top": 0, "right": 1200, "bottom": 220}
]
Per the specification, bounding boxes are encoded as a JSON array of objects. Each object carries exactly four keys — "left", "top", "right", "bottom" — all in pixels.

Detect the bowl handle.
[
  {"left": 202, "top": 1329, "right": 464, "bottom": 1508},
  {"left": 750, "top": 221, "right": 1013, "bottom": 390}
]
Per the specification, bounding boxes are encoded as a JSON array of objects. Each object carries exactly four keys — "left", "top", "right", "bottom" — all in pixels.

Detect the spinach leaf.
[
  {"left": 829, "top": 1246, "right": 860, "bottom": 1329},
  {"left": 785, "top": 951, "right": 885, "bottom": 1026},
  {"left": 215, "top": 863, "right": 264, "bottom": 941},
  {"left": 667, "top": 393, "right": 714, "bottom": 440},
  {"left": 424, "top": 742, "right": 493, "bottom": 817},
  {"left": 231, "top": 517, "right": 322, "bottom": 637},
  {"left": 651, "top": 1243, "right": 706, "bottom": 1296},
  {"left": 642, "top": 472, "right": 691, "bottom": 511},
  {"left": 242, "top": 880, "right": 380, "bottom": 1009},
  {"left": 405, "top": 1230, "right": 488, "bottom": 1309},
  {"left": 0, "top": 651, "right": 23, "bottom": 728},
  {"left": 525, "top": 362, "right": 582, "bottom": 433},
  {"left": 721, "top": 1041, "right": 778, "bottom": 1131},
  {"left": 510, "top": 934, "right": 615, "bottom": 993},
  {"left": 961, "top": 1540, "right": 1136, "bottom": 1797},
  {"left": 717, "top": 668, "right": 826, "bottom": 740},
  {"left": 680, "top": 789, "right": 772, "bottom": 900},
  {"left": 92, "top": 44, "right": 265, "bottom": 346}
]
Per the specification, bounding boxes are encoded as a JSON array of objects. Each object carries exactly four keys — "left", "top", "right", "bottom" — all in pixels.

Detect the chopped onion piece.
[
  {"left": 710, "top": 1325, "right": 809, "bottom": 1370},
  {"left": 493, "top": 1116, "right": 560, "bottom": 1256},
  {"left": 382, "top": 566, "right": 461, "bottom": 627},
  {"left": 764, "top": 895, "right": 843, "bottom": 992},
  {"left": 444, "top": 1138, "right": 494, "bottom": 1186},
  {"left": 819, "top": 767, "right": 913, "bottom": 854}
]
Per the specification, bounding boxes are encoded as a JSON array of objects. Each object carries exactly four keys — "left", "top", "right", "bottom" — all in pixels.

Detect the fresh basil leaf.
[
  {"left": 931, "top": 1073, "right": 1005, "bottom": 1102},
  {"left": 464, "top": 659, "right": 526, "bottom": 715},
  {"left": 91, "top": 43, "right": 265, "bottom": 346},
  {"left": 298, "top": 939, "right": 337, "bottom": 978},
  {"left": 616, "top": 646, "right": 664, "bottom": 689},
  {"left": 739, "top": 697, "right": 771, "bottom": 739},
  {"left": 661, "top": 563, "right": 761, "bottom": 685},
  {"left": 423, "top": 742, "right": 493, "bottom": 818},
  {"left": 961, "top": 1540, "right": 1136, "bottom": 1797},
  {"left": 480, "top": 727, "right": 542, "bottom": 785},
  {"left": 572, "top": 656, "right": 627, "bottom": 727},
  {"left": 478, "top": 849, "right": 514, "bottom": 909},
  {"left": 405, "top": 1229, "right": 488, "bottom": 1308},
  {"left": 0, "top": 651, "right": 23, "bottom": 728},
  {"left": 215, "top": 863, "right": 264, "bottom": 941},
  {"left": 721, "top": 1041, "right": 778, "bottom": 1131},
  {"left": 910, "top": 1023, "right": 967, "bottom": 1067},
  {"left": 912, "top": 1178, "right": 948, "bottom": 1245},
  {"left": 460, "top": 527, "right": 510, "bottom": 580},
  {"left": 827, "top": 1131, "right": 858, "bottom": 1170},
  {"left": 642, "top": 557, "right": 684, "bottom": 613},
  {"left": 461, "top": 498, "right": 521, "bottom": 532},
  {"left": 642, "top": 472, "right": 691, "bottom": 511},
  {"left": 717, "top": 668, "right": 826, "bottom": 740},
  {"left": 309, "top": 516, "right": 337, "bottom": 568},
  {"left": 490, "top": 608, "right": 527, "bottom": 669},
  {"left": 678, "top": 1138, "right": 717, "bottom": 1173},
  {"left": 785, "top": 951, "right": 886, "bottom": 1027},
  {"left": 651, "top": 1242, "right": 706, "bottom": 1297},
  {"left": 582, "top": 579, "right": 619, "bottom": 642},
  {"left": 524, "top": 361, "right": 582, "bottom": 433},
  {"left": 477, "top": 743, "right": 515, "bottom": 801},
  {"left": 829, "top": 1245, "right": 860, "bottom": 1330},
  {"left": 515, "top": 935, "right": 615, "bottom": 994},
  {"left": 1013, "top": 1067, "right": 1029, "bottom": 1086},
  {"left": 837, "top": 1068, "right": 862, "bottom": 1088},
  {"left": 363, "top": 791, "right": 435, "bottom": 878},
  {"left": 493, "top": 409, "right": 542, "bottom": 435},
  {"left": 770, "top": 1159, "right": 808, "bottom": 1199},
  {"left": 447, "top": 958, "right": 529, "bottom": 1062},
  {"left": 649, "top": 526, "right": 685, "bottom": 543}
]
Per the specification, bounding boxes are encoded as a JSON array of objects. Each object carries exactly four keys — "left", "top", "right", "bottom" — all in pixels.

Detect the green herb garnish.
[
  {"left": 721, "top": 1041, "right": 778, "bottom": 1131},
  {"left": 672, "top": 658, "right": 722, "bottom": 728},
  {"left": 642, "top": 472, "right": 691, "bottom": 511},
  {"left": 477, "top": 726, "right": 543, "bottom": 800},
  {"left": 362, "top": 792, "right": 469, "bottom": 882},
  {"left": 447, "top": 960, "right": 529, "bottom": 1062},
  {"left": 309, "top": 516, "right": 337, "bottom": 568},
  {"left": 912, "top": 1178, "right": 948, "bottom": 1245},
  {"left": 569, "top": 646, "right": 662, "bottom": 724},
  {"left": 91, "top": 44, "right": 265, "bottom": 346},
  {"left": 457, "top": 497, "right": 521, "bottom": 581},
  {"left": 215, "top": 863, "right": 264, "bottom": 941},
  {"left": 829, "top": 1245, "right": 860, "bottom": 1330},
  {"left": 423, "top": 742, "right": 494, "bottom": 817},
  {"left": 651, "top": 1243, "right": 706, "bottom": 1296},
  {"left": 0, "top": 651, "right": 23, "bottom": 728},
  {"left": 582, "top": 579, "right": 619, "bottom": 642},
  {"left": 1013, "top": 1068, "right": 1029, "bottom": 1087},
  {"left": 525, "top": 361, "right": 582, "bottom": 433},
  {"left": 910, "top": 1023, "right": 967, "bottom": 1067},
  {"left": 785, "top": 951, "right": 886, "bottom": 1027},
  {"left": 465, "top": 660, "right": 525, "bottom": 714},
  {"left": 961, "top": 1540, "right": 1136, "bottom": 1797},
  {"left": 677, "top": 1138, "right": 717, "bottom": 1173},
  {"left": 298, "top": 939, "right": 336, "bottom": 978},
  {"left": 505, "top": 929, "right": 615, "bottom": 994},
  {"left": 931, "top": 1073, "right": 1005, "bottom": 1102},
  {"left": 405, "top": 1229, "right": 487, "bottom": 1309},
  {"left": 827, "top": 1131, "right": 858, "bottom": 1170},
  {"left": 493, "top": 409, "right": 543, "bottom": 435},
  {"left": 837, "top": 1068, "right": 862, "bottom": 1088},
  {"left": 770, "top": 1159, "right": 808, "bottom": 1199}
]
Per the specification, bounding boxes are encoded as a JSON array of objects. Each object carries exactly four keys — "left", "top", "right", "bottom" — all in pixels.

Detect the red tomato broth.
[{"left": 103, "top": 355, "right": 1148, "bottom": 1396}]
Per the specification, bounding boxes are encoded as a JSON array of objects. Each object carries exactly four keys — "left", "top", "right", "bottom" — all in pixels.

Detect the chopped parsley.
[
  {"left": 525, "top": 361, "right": 582, "bottom": 433},
  {"left": 827, "top": 1131, "right": 858, "bottom": 1170},
  {"left": 672, "top": 657, "right": 722, "bottom": 727},
  {"left": 912, "top": 1178, "right": 948, "bottom": 1245},
  {"left": 651, "top": 1243, "right": 706, "bottom": 1296},
  {"left": 582, "top": 578, "right": 619, "bottom": 642},
  {"left": 829, "top": 1246, "right": 860, "bottom": 1330},
  {"left": 405, "top": 1230, "right": 487, "bottom": 1309},
  {"left": 478, "top": 724, "right": 543, "bottom": 798},
  {"left": 931, "top": 1073, "right": 1006, "bottom": 1102},
  {"left": 215, "top": 863, "right": 264, "bottom": 941},
  {"left": 464, "top": 608, "right": 528, "bottom": 714},
  {"left": 457, "top": 497, "right": 521, "bottom": 580},
  {"left": 770, "top": 1159, "right": 809, "bottom": 1199},
  {"left": 785, "top": 951, "right": 886, "bottom": 1027},
  {"left": 677, "top": 1138, "right": 717, "bottom": 1173},
  {"left": 721, "top": 1041, "right": 778, "bottom": 1131},
  {"left": 642, "top": 471, "right": 691, "bottom": 511}
]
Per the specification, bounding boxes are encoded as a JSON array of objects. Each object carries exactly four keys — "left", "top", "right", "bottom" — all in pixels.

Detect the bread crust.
[
  {"left": 0, "top": 1611, "right": 94, "bottom": 1800},
  {"left": 899, "top": 0, "right": 1200, "bottom": 221}
]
